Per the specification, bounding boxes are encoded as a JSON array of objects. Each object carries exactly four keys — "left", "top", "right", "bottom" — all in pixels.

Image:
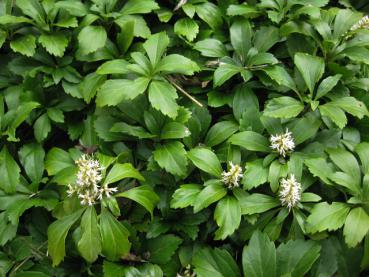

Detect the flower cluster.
[
  {"left": 177, "top": 265, "right": 196, "bottom": 277},
  {"left": 67, "top": 154, "right": 117, "bottom": 206},
  {"left": 221, "top": 162, "right": 243, "bottom": 189},
  {"left": 270, "top": 129, "right": 295, "bottom": 157},
  {"left": 350, "top": 15, "right": 369, "bottom": 32},
  {"left": 279, "top": 174, "right": 301, "bottom": 210}
]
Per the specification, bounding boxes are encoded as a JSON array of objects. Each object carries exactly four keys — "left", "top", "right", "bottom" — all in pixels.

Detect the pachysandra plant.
[{"left": 3, "top": 0, "right": 369, "bottom": 276}]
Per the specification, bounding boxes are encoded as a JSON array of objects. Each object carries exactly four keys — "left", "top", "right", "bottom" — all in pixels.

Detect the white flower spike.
[
  {"left": 279, "top": 174, "right": 301, "bottom": 210},
  {"left": 221, "top": 162, "right": 243, "bottom": 189},
  {"left": 350, "top": 15, "right": 369, "bottom": 32},
  {"left": 270, "top": 129, "right": 295, "bottom": 157},
  {"left": 67, "top": 154, "right": 116, "bottom": 205}
]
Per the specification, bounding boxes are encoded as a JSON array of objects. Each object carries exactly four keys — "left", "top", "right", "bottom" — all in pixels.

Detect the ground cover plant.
[{"left": 3, "top": 0, "right": 369, "bottom": 276}]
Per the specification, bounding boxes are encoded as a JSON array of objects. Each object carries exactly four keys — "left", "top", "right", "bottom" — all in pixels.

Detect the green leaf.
[
  {"left": 80, "top": 73, "right": 106, "bottom": 104},
  {"left": 148, "top": 80, "right": 178, "bottom": 118},
  {"left": 277, "top": 239, "right": 321, "bottom": 277},
  {"left": 16, "top": 0, "right": 45, "bottom": 24},
  {"left": 319, "top": 103, "right": 347, "bottom": 129},
  {"left": 194, "top": 39, "right": 228, "bottom": 58},
  {"left": 97, "top": 78, "right": 149, "bottom": 106},
  {"left": 294, "top": 52, "right": 325, "bottom": 93},
  {"left": 242, "top": 230, "right": 277, "bottom": 277},
  {"left": 153, "top": 141, "right": 188, "bottom": 176},
  {"left": 356, "top": 142, "right": 369, "bottom": 174},
  {"left": 290, "top": 115, "right": 321, "bottom": 144},
  {"left": 111, "top": 122, "right": 155, "bottom": 139},
  {"left": 45, "top": 147, "right": 74, "bottom": 176},
  {"left": 243, "top": 159, "right": 268, "bottom": 190},
  {"left": 34, "top": 113, "right": 51, "bottom": 142},
  {"left": 0, "top": 146, "right": 20, "bottom": 193},
  {"left": 174, "top": 18, "right": 199, "bottom": 41},
  {"left": 143, "top": 32, "right": 169, "bottom": 66},
  {"left": 240, "top": 193, "right": 280, "bottom": 215},
  {"left": 170, "top": 184, "right": 202, "bottom": 209},
  {"left": 330, "top": 97, "right": 368, "bottom": 119},
  {"left": 96, "top": 59, "right": 130, "bottom": 75},
  {"left": 230, "top": 18, "right": 251, "bottom": 61},
  {"left": 205, "top": 121, "right": 239, "bottom": 147},
  {"left": 229, "top": 131, "right": 270, "bottom": 152},
  {"left": 326, "top": 147, "right": 361, "bottom": 192},
  {"left": 155, "top": 54, "right": 200, "bottom": 75},
  {"left": 100, "top": 208, "right": 131, "bottom": 261},
  {"left": 261, "top": 66, "right": 297, "bottom": 92},
  {"left": 78, "top": 206, "right": 101, "bottom": 263},
  {"left": 334, "top": 9, "right": 362, "bottom": 38},
  {"left": 195, "top": 2, "right": 223, "bottom": 29},
  {"left": 47, "top": 208, "right": 85, "bottom": 266},
  {"left": 343, "top": 207, "right": 369, "bottom": 248},
  {"left": 214, "top": 196, "right": 241, "bottom": 240},
  {"left": 0, "top": 30, "right": 6, "bottom": 48},
  {"left": 160, "top": 122, "right": 188, "bottom": 140},
  {"left": 116, "top": 185, "right": 159, "bottom": 218},
  {"left": 253, "top": 26, "right": 280, "bottom": 52},
  {"left": 315, "top": 74, "right": 341, "bottom": 100},
  {"left": 304, "top": 157, "right": 334, "bottom": 185},
  {"left": 264, "top": 97, "right": 304, "bottom": 119},
  {"left": 104, "top": 163, "right": 144, "bottom": 186},
  {"left": 193, "top": 247, "right": 241, "bottom": 277},
  {"left": 121, "top": 0, "right": 159, "bottom": 15},
  {"left": 193, "top": 182, "right": 227, "bottom": 213},
  {"left": 10, "top": 35, "right": 36, "bottom": 57},
  {"left": 39, "top": 34, "right": 68, "bottom": 57},
  {"left": 306, "top": 202, "right": 350, "bottom": 233},
  {"left": 78, "top": 26, "right": 107, "bottom": 55},
  {"left": 18, "top": 143, "right": 45, "bottom": 183},
  {"left": 146, "top": 234, "right": 182, "bottom": 264},
  {"left": 187, "top": 147, "right": 222, "bottom": 178},
  {"left": 213, "top": 62, "right": 243, "bottom": 87}
]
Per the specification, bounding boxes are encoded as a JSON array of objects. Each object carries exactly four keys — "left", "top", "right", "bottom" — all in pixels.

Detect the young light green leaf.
[
  {"left": 0, "top": 146, "right": 20, "bottom": 193},
  {"left": 155, "top": 54, "right": 200, "bottom": 75},
  {"left": 153, "top": 141, "right": 188, "bottom": 176},
  {"left": 78, "top": 206, "right": 101, "bottom": 263},
  {"left": 214, "top": 196, "right": 241, "bottom": 240},
  {"left": 116, "top": 185, "right": 159, "bottom": 218},
  {"left": 187, "top": 148, "right": 222, "bottom": 178},
  {"left": 143, "top": 32, "right": 169, "bottom": 66},
  {"left": 174, "top": 18, "right": 199, "bottom": 41},
  {"left": 10, "top": 34, "right": 36, "bottom": 57},
  {"left": 343, "top": 207, "right": 369, "bottom": 248},
  {"left": 100, "top": 208, "right": 131, "bottom": 261},
  {"left": 306, "top": 202, "right": 350, "bottom": 233},
  {"left": 240, "top": 193, "right": 280, "bottom": 215},
  {"left": 148, "top": 80, "right": 178, "bottom": 118},
  {"left": 229, "top": 131, "right": 270, "bottom": 152},
  {"left": 264, "top": 97, "right": 304, "bottom": 119},
  {"left": 78, "top": 26, "right": 107, "bottom": 55},
  {"left": 104, "top": 163, "right": 144, "bottom": 185},
  {"left": 242, "top": 230, "right": 277, "bottom": 277},
  {"left": 205, "top": 121, "right": 239, "bottom": 147},
  {"left": 39, "top": 34, "right": 68, "bottom": 57},
  {"left": 18, "top": 143, "right": 45, "bottom": 183},
  {"left": 48, "top": 208, "right": 85, "bottom": 266},
  {"left": 170, "top": 184, "right": 202, "bottom": 209},
  {"left": 193, "top": 182, "right": 227, "bottom": 213},
  {"left": 45, "top": 147, "right": 74, "bottom": 176},
  {"left": 294, "top": 52, "right": 325, "bottom": 93}
]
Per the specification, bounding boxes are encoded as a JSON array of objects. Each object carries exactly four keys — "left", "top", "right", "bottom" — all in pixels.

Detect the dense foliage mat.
[{"left": 2, "top": 0, "right": 369, "bottom": 276}]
